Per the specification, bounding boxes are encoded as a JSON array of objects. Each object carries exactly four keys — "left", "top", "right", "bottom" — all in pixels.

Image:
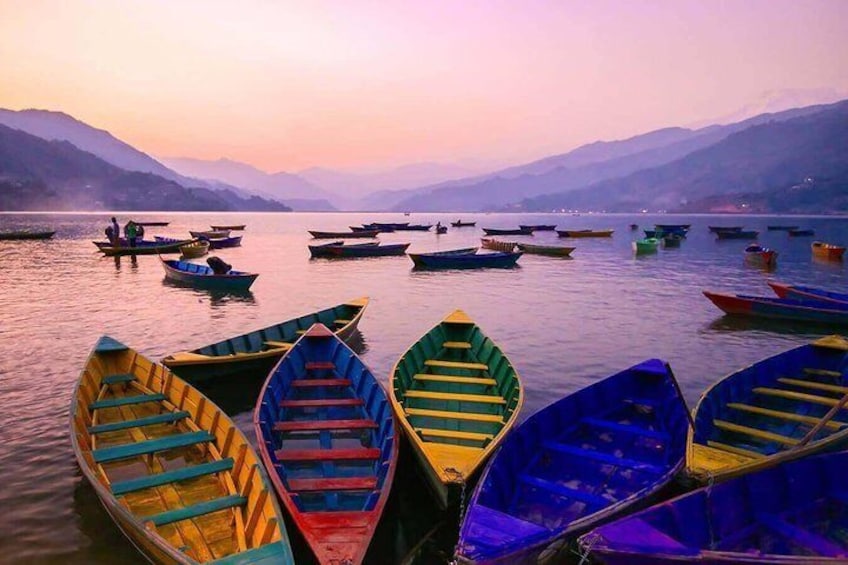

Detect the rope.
[
  {"left": 445, "top": 467, "right": 468, "bottom": 563},
  {"left": 574, "top": 532, "right": 600, "bottom": 565}
]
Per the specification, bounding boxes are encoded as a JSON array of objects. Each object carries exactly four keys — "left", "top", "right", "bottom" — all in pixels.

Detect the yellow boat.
[
  {"left": 389, "top": 310, "right": 523, "bottom": 508},
  {"left": 70, "top": 336, "right": 294, "bottom": 564}
]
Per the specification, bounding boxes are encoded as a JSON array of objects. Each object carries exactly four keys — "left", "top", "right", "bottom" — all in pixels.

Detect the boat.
[
  {"left": 99, "top": 238, "right": 197, "bottom": 256},
  {"left": 210, "top": 224, "right": 246, "bottom": 231},
  {"left": 686, "top": 335, "right": 848, "bottom": 485},
  {"left": 812, "top": 241, "right": 846, "bottom": 261},
  {"left": 581, "top": 452, "right": 848, "bottom": 564},
  {"left": 359, "top": 224, "right": 396, "bottom": 233},
  {"left": 308, "top": 229, "right": 379, "bottom": 239},
  {"left": 655, "top": 223, "right": 691, "bottom": 231},
  {"left": 415, "top": 247, "right": 478, "bottom": 257},
  {"left": 518, "top": 224, "right": 556, "bottom": 231},
  {"left": 254, "top": 324, "right": 397, "bottom": 565},
  {"left": 708, "top": 226, "right": 743, "bottom": 233},
  {"left": 309, "top": 242, "right": 410, "bottom": 258},
  {"left": 132, "top": 221, "right": 169, "bottom": 226},
  {"left": 395, "top": 224, "right": 433, "bottom": 231},
  {"left": 703, "top": 290, "right": 848, "bottom": 325},
  {"left": 767, "top": 225, "right": 800, "bottom": 231},
  {"left": 789, "top": 228, "right": 816, "bottom": 237},
  {"left": 160, "top": 258, "right": 258, "bottom": 291},
  {"left": 743, "top": 243, "right": 778, "bottom": 268},
  {"left": 0, "top": 230, "right": 55, "bottom": 240},
  {"left": 70, "top": 336, "right": 294, "bottom": 565},
  {"left": 203, "top": 235, "right": 242, "bottom": 249},
  {"left": 769, "top": 282, "right": 848, "bottom": 305},
  {"left": 557, "top": 229, "right": 614, "bottom": 238},
  {"left": 662, "top": 234, "right": 683, "bottom": 248},
  {"left": 516, "top": 242, "right": 575, "bottom": 257},
  {"left": 436, "top": 225, "right": 448, "bottom": 234},
  {"left": 715, "top": 230, "right": 758, "bottom": 240},
  {"left": 162, "top": 297, "right": 368, "bottom": 382},
  {"left": 179, "top": 239, "right": 210, "bottom": 259},
  {"left": 643, "top": 229, "right": 658, "bottom": 238},
  {"left": 389, "top": 310, "right": 523, "bottom": 508},
  {"left": 93, "top": 238, "right": 147, "bottom": 249},
  {"left": 371, "top": 222, "right": 409, "bottom": 230},
  {"left": 632, "top": 237, "right": 659, "bottom": 255},
  {"left": 480, "top": 238, "right": 516, "bottom": 252},
  {"left": 456, "top": 359, "right": 689, "bottom": 564},
  {"left": 452, "top": 221, "right": 477, "bottom": 227},
  {"left": 190, "top": 229, "right": 230, "bottom": 239},
  {"left": 308, "top": 241, "right": 379, "bottom": 258},
  {"left": 482, "top": 227, "right": 533, "bottom": 236},
  {"left": 409, "top": 250, "right": 523, "bottom": 269},
  {"left": 629, "top": 224, "right": 638, "bottom": 231}
]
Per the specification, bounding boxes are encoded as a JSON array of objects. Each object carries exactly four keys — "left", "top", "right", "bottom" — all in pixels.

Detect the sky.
[{"left": 1, "top": 0, "right": 847, "bottom": 173}]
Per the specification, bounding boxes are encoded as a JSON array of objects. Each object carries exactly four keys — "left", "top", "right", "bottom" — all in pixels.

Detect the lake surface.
[{"left": 1, "top": 211, "right": 846, "bottom": 564}]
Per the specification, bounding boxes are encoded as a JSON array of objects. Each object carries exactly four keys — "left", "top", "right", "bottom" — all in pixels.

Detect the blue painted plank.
[
  {"left": 95, "top": 336, "right": 128, "bottom": 353},
  {"left": 756, "top": 512, "right": 846, "bottom": 557},
  {"left": 92, "top": 431, "right": 214, "bottom": 463},
  {"left": 519, "top": 473, "right": 609, "bottom": 508},
  {"left": 89, "top": 393, "right": 166, "bottom": 410},
  {"left": 111, "top": 458, "right": 234, "bottom": 495},
  {"left": 89, "top": 411, "right": 190, "bottom": 434},
  {"left": 542, "top": 441, "right": 664, "bottom": 474},
  {"left": 102, "top": 373, "right": 136, "bottom": 385},
  {"left": 582, "top": 417, "right": 670, "bottom": 441},
  {"left": 143, "top": 494, "right": 246, "bottom": 526}
]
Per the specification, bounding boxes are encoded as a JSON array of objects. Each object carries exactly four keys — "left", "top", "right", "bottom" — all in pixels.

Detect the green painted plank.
[
  {"left": 92, "top": 430, "right": 214, "bottom": 463},
  {"left": 111, "top": 458, "right": 233, "bottom": 495},
  {"left": 89, "top": 393, "right": 166, "bottom": 411},
  {"left": 209, "top": 542, "right": 293, "bottom": 565},
  {"left": 143, "top": 494, "right": 246, "bottom": 527},
  {"left": 89, "top": 411, "right": 190, "bottom": 434},
  {"left": 102, "top": 373, "right": 137, "bottom": 385}
]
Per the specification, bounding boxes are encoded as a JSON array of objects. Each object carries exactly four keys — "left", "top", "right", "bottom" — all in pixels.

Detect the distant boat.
[
  {"left": 409, "top": 250, "right": 523, "bottom": 269},
  {"left": 189, "top": 229, "right": 229, "bottom": 239},
  {"left": 309, "top": 242, "right": 410, "bottom": 258},
  {"left": 716, "top": 229, "right": 758, "bottom": 240},
  {"left": 629, "top": 223, "right": 638, "bottom": 230},
  {"left": 654, "top": 223, "right": 691, "bottom": 230},
  {"left": 662, "top": 233, "right": 683, "bottom": 248},
  {"left": 480, "top": 238, "right": 516, "bottom": 252},
  {"left": 769, "top": 282, "right": 848, "bottom": 305},
  {"left": 210, "top": 224, "right": 246, "bottom": 231},
  {"left": 632, "top": 237, "right": 659, "bottom": 255},
  {"left": 308, "top": 229, "right": 378, "bottom": 239},
  {"left": 703, "top": 290, "right": 848, "bottom": 324},
  {"left": 156, "top": 235, "right": 242, "bottom": 249},
  {"left": 744, "top": 243, "right": 778, "bottom": 268},
  {"left": 708, "top": 226, "right": 743, "bottom": 233},
  {"left": 451, "top": 220, "right": 476, "bottom": 227},
  {"left": 160, "top": 258, "right": 258, "bottom": 291},
  {"left": 482, "top": 227, "right": 533, "bottom": 236},
  {"left": 436, "top": 225, "right": 448, "bottom": 234},
  {"left": 0, "top": 230, "right": 55, "bottom": 240},
  {"left": 179, "top": 239, "right": 209, "bottom": 259},
  {"left": 308, "top": 240, "right": 379, "bottom": 258},
  {"left": 767, "top": 224, "right": 800, "bottom": 231},
  {"left": 131, "top": 221, "right": 169, "bottom": 227},
  {"left": 812, "top": 241, "right": 846, "bottom": 261},
  {"left": 395, "top": 224, "right": 433, "bottom": 231},
  {"left": 518, "top": 224, "right": 556, "bottom": 231},
  {"left": 557, "top": 229, "right": 614, "bottom": 238},
  {"left": 643, "top": 229, "right": 658, "bottom": 238},
  {"left": 789, "top": 228, "right": 816, "bottom": 237},
  {"left": 516, "top": 242, "right": 575, "bottom": 257}
]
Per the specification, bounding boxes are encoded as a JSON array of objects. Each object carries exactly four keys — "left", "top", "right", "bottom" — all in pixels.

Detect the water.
[{"left": 1, "top": 211, "right": 846, "bottom": 564}]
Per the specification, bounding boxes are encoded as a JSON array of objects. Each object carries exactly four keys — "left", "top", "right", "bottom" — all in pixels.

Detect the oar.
[{"left": 794, "top": 389, "right": 848, "bottom": 449}]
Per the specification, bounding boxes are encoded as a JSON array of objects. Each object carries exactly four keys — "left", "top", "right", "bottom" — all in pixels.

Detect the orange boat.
[{"left": 812, "top": 241, "right": 845, "bottom": 261}]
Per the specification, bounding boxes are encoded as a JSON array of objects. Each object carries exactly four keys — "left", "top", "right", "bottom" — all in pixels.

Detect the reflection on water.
[
  {"left": 161, "top": 277, "right": 257, "bottom": 306},
  {"left": 0, "top": 211, "right": 846, "bottom": 564}
]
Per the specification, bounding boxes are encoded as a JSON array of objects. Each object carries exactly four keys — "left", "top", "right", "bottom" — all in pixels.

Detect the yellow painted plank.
[
  {"left": 754, "top": 387, "right": 846, "bottom": 407},
  {"left": 727, "top": 402, "right": 846, "bottom": 431},
  {"left": 713, "top": 420, "right": 798, "bottom": 446},
  {"left": 442, "top": 310, "right": 474, "bottom": 324},
  {"left": 404, "top": 407, "right": 503, "bottom": 423},
  {"left": 803, "top": 368, "right": 843, "bottom": 379},
  {"left": 414, "top": 374, "right": 496, "bottom": 386},
  {"left": 706, "top": 441, "right": 766, "bottom": 459},
  {"left": 812, "top": 335, "right": 848, "bottom": 351},
  {"left": 778, "top": 377, "right": 848, "bottom": 395},
  {"left": 334, "top": 319, "right": 352, "bottom": 325},
  {"left": 689, "top": 443, "right": 758, "bottom": 476},
  {"left": 295, "top": 329, "right": 307, "bottom": 335},
  {"left": 425, "top": 360, "right": 488, "bottom": 371},
  {"left": 405, "top": 390, "right": 506, "bottom": 405},
  {"left": 415, "top": 427, "right": 494, "bottom": 442},
  {"left": 263, "top": 341, "right": 292, "bottom": 349},
  {"left": 443, "top": 341, "right": 472, "bottom": 349}
]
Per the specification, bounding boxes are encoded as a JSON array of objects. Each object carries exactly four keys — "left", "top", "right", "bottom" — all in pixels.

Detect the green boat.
[
  {"left": 632, "top": 237, "right": 659, "bottom": 255},
  {"left": 162, "top": 297, "right": 368, "bottom": 382}
]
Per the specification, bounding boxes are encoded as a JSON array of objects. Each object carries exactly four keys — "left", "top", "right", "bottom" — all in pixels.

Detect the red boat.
[{"left": 743, "top": 243, "right": 777, "bottom": 268}]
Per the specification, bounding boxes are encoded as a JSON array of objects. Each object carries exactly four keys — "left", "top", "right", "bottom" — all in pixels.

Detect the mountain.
[
  {"left": 517, "top": 100, "right": 848, "bottom": 214},
  {"left": 692, "top": 87, "right": 848, "bottom": 128},
  {"left": 0, "top": 124, "right": 290, "bottom": 211}
]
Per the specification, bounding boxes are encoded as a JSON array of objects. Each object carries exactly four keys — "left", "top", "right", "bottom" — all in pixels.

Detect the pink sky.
[{"left": 1, "top": 0, "right": 846, "bottom": 172}]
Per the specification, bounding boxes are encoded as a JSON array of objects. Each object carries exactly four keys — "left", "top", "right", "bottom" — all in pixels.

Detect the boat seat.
[
  {"left": 279, "top": 398, "right": 363, "bottom": 408},
  {"left": 753, "top": 387, "right": 847, "bottom": 408},
  {"left": 405, "top": 390, "right": 505, "bottom": 405},
  {"left": 111, "top": 458, "right": 234, "bottom": 495},
  {"left": 89, "top": 411, "right": 190, "bottom": 434},
  {"left": 334, "top": 319, "right": 353, "bottom": 325},
  {"left": 92, "top": 431, "right": 214, "bottom": 463},
  {"left": 424, "top": 360, "right": 488, "bottom": 371},
  {"left": 443, "top": 341, "right": 472, "bottom": 350},
  {"left": 295, "top": 329, "right": 307, "bottom": 335},
  {"left": 102, "top": 373, "right": 136, "bottom": 385},
  {"left": 804, "top": 368, "right": 842, "bottom": 378},
  {"left": 541, "top": 441, "right": 664, "bottom": 474},
  {"left": 287, "top": 476, "right": 377, "bottom": 492},
  {"left": 413, "top": 374, "right": 497, "bottom": 386},
  {"left": 89, "top": 393, "right": 166, "bottom": 411},
  {"left": 777, "top": 378, "right": 848, "bottom": 395},
  {"left": 713, "top": 420, "right": 798, "bottom": 446},
  {"left": 274, "top": 419, "right": 377, "bottom": 432},
  {"left": 404, "top": 407, "right": 503, "bottom": 423},
  {"left": 274, "top": 447, "right": 380, "bottom": 462},
  {"left": 756, "top": 512, "right": 847, "bottom": 557},
  {"left": 518, "top": 473, "right": 609, "bottom": 508},
  {"left": 415, "top": 427, "right": 494, "bottom": 442},
  {"left": 706, "top": 440, "right": 766, "bottom": 459},
  {"left": 305, "top": 361, "right": 335, "bottom": 370},
  {"left": 581, "top": 417, "right": 669, "bottom": 441},
  {"left": 143, "top": 494, "right": 247, "bottom": 527},
  {"left": 209, "top": 543, "right": 291, "bottom": 565},
  {"left": 291, "top": 378, "right": 351, "bottom": 388},
  {"left": 727, "top": 403, "right": 847, "bottom": 431},
  {"left": 622, "top": 396, "right": 661, "bottom": 408},
  {"left": 264, "top": 340, "right": 293, "bottom": 349}
]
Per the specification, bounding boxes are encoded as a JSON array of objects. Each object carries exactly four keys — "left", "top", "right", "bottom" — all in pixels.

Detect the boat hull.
[
  {"left": 557, "top": 229, "right": 614, "bottom": 238},
  {"left": 161, "top": 259, "right": 258, "bottom": 290},
  {"left": 715, "top": 230, "right": 758, "bottom": 240},
  {"left": 703, "top": 291, "right": 848, "bottom": 324},
  {"left": 480, "top": 238, "right": 517, "bottom": 252},
  {"left": 409, "top": 251, "right": 522, "bottom": 269},
  {"left": 516, "top": 243, "right": 575, "bottom": 256},
  {"left": 0, "top": 230, "right": 55, "bottom": 240},
  {"left": 482, "top": 227, "right": 532, "bottom": 236},
  {"left": 100, "top": 239, "right": 195, "bottom": 256},
  {"left": 768, "top": 282, "right": 848, "bottom": 305},
  {"left": 812, "top": 242, "right": 845, "bottom": 261},
  {"left": 210, "top": 224, "right": 246, "bottom": 230},
  {"left": 308, "top": 230, "right": 379, "bottom": 239}
]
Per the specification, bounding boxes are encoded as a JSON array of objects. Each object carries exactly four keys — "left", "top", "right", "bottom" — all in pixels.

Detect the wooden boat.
[
  {"left": 409, "top": 250, "right": 523, "bottom": 269},
  {"left": 162, "top": 298, "right": 368, "bottom": 382},
  {"left": 190, "top": 229, "right": 230, "bottom": 239},
  {"left": 703, "top": 291, "right": 848, "bottom": 325},
  {"left": 436, "top": 225, "right": 448, "bottom": 234},
  {"left": 482, "top": 227, "right": 533, "bottom": 236},
  {"left": 452, "top": 221, "right": 477, "bottom": 227},
  {"left": 210, "top": 224, "right": 246, "bottom": 231},
  {"left": 359, "top": 224, "right": 395, "bottom": 233},
  {"left": 686, "top": 335, "right": 848, "bottom": 485},
  {"left": 789, "top": 228, "right": 816, "bottom": 237},
  {"left": 456, "top": 359, "right": 689, "bottom": 564},
  {"left": 743, "top": 243, "right": 778, "bottom": 268},
  {"left": 70, "top": 336, "right": 294, "bottom": 564},
  {"left": 480, "top": 238, "right": 516, "bottom": 252},
  {"left": 655, "top": 223, "right": 691, "bottom": 231},
  {"left": 769, "top": 282, "right": 848, "bottom": 305},
  {"left": 708, "top": 226, "right": 743, "bottom": 233},
  {"left": 389, "top": 310, "right": 523, "bottom": 508},
  {"left": 133, "top": 221, "right": 170, "bottom": 226},
  {"left": 715, "top": 229, "right": 758, "bottom": 240},
  {"left": 557, "top": 229, "right": 614, "bottom": 238},
  {"left": 204, "top": 235, "right": 242, "bottom": 249},
  {"left": 179, "top": 240, "right": 209, "bottom": 259},
  {"left": 308, "top": 241, "right": 379, "bottom": 258},
  {"left": 395, "top": 224, "right": 433, "bottom": 231},
  {"left": 581, "top": 452, "right": 848, "bottom": 564},
  {"left": 812, "top": 241, "right": 845, "bottom": 261},
  {"left": 99, "top": 239, "right": 196, "bottom": 256},
  {"left": 308, "top": 230, "right": 379, "bottom": 239},
  {"left": 93, "top": 238, "right": 148, "bottom": 249},
  {"left": 310, "top": 242, "right": 410, "bottom": 258},
  {"left": 629, "top": 224, "right": 638, "bottom": 231},
  {"left": 767, "top": 224, "right": 800, "bottom": 231},
  {"left": 371, "top": 222, "right": 408, "bottom": 230},
  {"left": 0, "top": 230, "right": 55, "bottom": 240},
  {"left": 632, "top": 237, "right": 659, "bottom": 255},
  {"left": 643, "top": 229, "right": 658, "bottom": 238},
  {"left": 160, "top": 258, "right": 258, "bottom": 291},
  {"left": 518, "top": 224, "right": 556, "bottom": 231},
  {"left": 662, "top": 234, "right": 683, "bottom": 248},
  {"left": 516, "top": 242, "right": 575, "bottom": 257},
  {"left": 254, "top": 324, "right": 397, "bottom": 565}
]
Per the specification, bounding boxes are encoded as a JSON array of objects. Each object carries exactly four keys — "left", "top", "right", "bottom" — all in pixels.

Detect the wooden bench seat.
[
  {"left": 727, "top": 403, "right": 847, "bottom": 431},
  {"left": 777, "top": 378, "right": 848, "bottom": 395},
  {"left": 291, "top": 378, "right": 351, "bottom": 388},
  {"left": 111, "top": 458, "right": 234, "bottom": 495},
  {"left": 92, "top": 431, "right": 214, "bottom": 463},
  {"left": 274, "top": 447, "right": 380, "bottom": 462},
  {"left": 287, "top": 476, "right": 377, "bottom": 492},
  {"left": 279, "top": 398, "right": 363, "bottom": 408},
  {"left": 541, "top": 441, "right": 664, "bottom": 474},
  {"left": 305, "top": 361, "right": 335, "bottom": 370},
  {"left": 804, "top": 368, "right": 842, "bottom": 378},
  {"left": 264, "top": 340, "right": 293, "bottom": 349},
  {"left": 519, "top": 473, "right": 609, "bottom": 508},
  {"left": 102, "top": 373, "right": 136, "bottom": 385},
  {"left": 404, "top": 407, "right": 503, "bottom": 423},
  {"left": 405, "top": 390, "right": 505, "bottom": 405},
  {"left": 415, "top": 427, "right": 494, "bottom": 442},
  {"left": 334, "top": 319, "right": 353, "bottom": 325},
  {"left": 753, "top": 387, "right": 846, "bottom": 408},
  {"left": 89, "top": 393, "right": 166, "bottom": 411},
  {"left": 581, "top": 417, "right": 669, "bottom": 441},
  {"left": 143, "top": 494, "right": 246, "bottom": 527},
  {"left": 274, "top": 419, "right": 377, "bottom": 432},
  {"left": 413, "top": 374, "right": 496, "bottom": 386},
  {"left": 442, "top": 341, "right": 472, "bottom": 350},
  {"left": 89, "top": 411, "right": 190, "bottom": 435},
  {"left": 713, "top": 420, "right": 798, "bottom": 446},
  {"left": 424, "top": 360, "right": 488, "bottom": 371}
]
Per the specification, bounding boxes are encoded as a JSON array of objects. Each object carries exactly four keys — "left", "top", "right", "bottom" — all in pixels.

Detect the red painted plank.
[
  {"left": 305, "top": 361, "right": 335, "bottom": 370},
  {"left": 288, "top": 476, "right": 377, "bottom": 491},
  {"left": 280, "top": 398, "right": 363, "bottom": 408},
  {"left": 274, "top": 447, "right": 381, "bottom": 461},
  {"left": 301, "top": 510, "right": 375, "bottom": 529},
  {"left": 274, "top": 419, "right": 377, "bottom": 432},
  {"left": 291, "top": 378, "right": 351, "bottom": 388}
]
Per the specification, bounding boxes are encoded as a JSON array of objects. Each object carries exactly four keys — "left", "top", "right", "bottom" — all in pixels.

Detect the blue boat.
[
  {"left": 409, "top": 250, "right": 522, "bottom": 269},
  {"left": 482, "top": 227, "right": 533, "bottom": 236},
  {"left": 769, "top": 282, "right": 848, "bottom": 305},
  {"left": 716, "top": 230, "right": 759, "bottom": 240},
  {"left": 308, "top": 242, "right": 410, "bottom": 258},
  {"left": 455, "top": 359, "right": 690, "bottom": 564},
  {"left": 581, "top": 452, "right": 848, "bottom": 564},
  {"left": 157, "top": 235, "right": 243, "bottom": 249},
  {"left": 703, "top": 291, "right": 848, "bottom": 325},
  {"left": 254, "top": 324, "right": 397, "bottom": 565},
  {"left": 308, "top": 240, "right": 379, "bottom": 258},
  {"left": 160, "top": 258, "right": 258, "bottom": 291}
]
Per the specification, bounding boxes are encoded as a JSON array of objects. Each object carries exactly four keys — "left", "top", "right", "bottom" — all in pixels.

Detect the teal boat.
[{"left": 632, "top": 237, "right": 659, "bottom": 255}]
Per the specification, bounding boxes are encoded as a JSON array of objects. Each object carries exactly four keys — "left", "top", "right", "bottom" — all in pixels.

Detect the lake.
[{"left": 1, "top": 211, "right": 846, "bottom": 564}]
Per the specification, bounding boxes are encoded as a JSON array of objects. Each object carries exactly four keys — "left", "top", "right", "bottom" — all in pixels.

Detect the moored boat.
[
  {"left": 516, "top": 242, "right": 575, "bottom": 257},
  {"left": 395, "top": 224, "right": 433, "bottom": 231},
  {"left": 189, "top": 229, "right": 230, "bottom": 239},
  {"left": 70, "top": 336, "right": 294, "bottom": 565},
  {"left": 310, "top": 242, "right": 410, "bottom": 258},
  {"left": 308, "top": 229, "right": 379, "bottom": 239},
  {"left": 629, "top": 224, "right": 639, "bottom": 231},
  {"left": 157, "top": 235, "right": 242, "bottom": 250},
  {"left": 436, "top": 225, "right": 448, "bottom": 234},
  {"left": 812, "top": 241, "right": 845, "bottom": 261},
  {"left": 702, "top": 291, "right": 848, "bottom": 325},
  {"left": 557, "top": 229, "right": 614, "bottom": 238},
  {"left": 99, "top": 238, "right": 197, "bottom": 256},
  {"left": 769, "top": 282, "right": 848, "bottom": 305},
  {"left": 482, "top": 227, "right": 533, "bottom": 236},
  {"left": 581, "top": 452, "right": 848, "bottom": 564},
  {"left": 162, "top": 298, "right": 369, "bottom": 382},
  {"left": 767, "top": 224, "right": 800, "bottom": 231},
  {"left": 789, "top": 228, "right": 815, "bottom": 237},
  {"left": 179, "top": 239, "right": 209, "bottom": 259},
  {"left": 643, "top": 229, "right": 658, "bottom": 238},
  {"left": 662, "top": 234, "right": 683, "bottom": 248},
  {"left": 389, "top": 310, "right": 523, "bottom": 508},
  {"left": 210, "top": 224, "right": 246, "bottom": 231},
  {"left": 518, "top": 224, "right": 556, "bottom": 231},
  {"left": 457, "top": 359, "right": 689, "bottom": 564},
  {"left": 409, "top": 250, "right": 523, "bottom": 269},
  {"left": 715, "top": 229, "right": 758, "bottom": 240},
  {"left": 254, "top": 324, "right": 397, "bottom": 565},
  {"left": 308, "top": 241, "right": 379, "bottom": 258},
  {"left": 686, "top": 334, "right": 848, "bottom": 484},
  {"left": 743, "top": 243, "right": 778, "bottom": 268},
  {"left": 708, "top": 226, "right": 743, "bottom": 233},
  {"left": 632, "top": 237, "right": 659, "bottom": 255},
  {"left": 160, "top": 258, "right": 258, "bottom": 291},
  {"left": 452, "top": 221, "right": 477, "bottom": 227},
  {"left": 0, "top": 230, "right": 56, "bottom": 240},
  {"left": 480, "top": 238, "right": 516, "bottom": 252}
]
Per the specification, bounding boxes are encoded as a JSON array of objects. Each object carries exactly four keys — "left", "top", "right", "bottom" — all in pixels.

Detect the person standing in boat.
[
  {"left": 107, "top": 216, "right": 121, "bottom": 246},
  {"left": 125, "top": 221, "right": 138, "bottom": 248}
]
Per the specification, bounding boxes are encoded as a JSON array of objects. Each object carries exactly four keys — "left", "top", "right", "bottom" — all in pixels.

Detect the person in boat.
[
  {"left": 436, "top": 221, "right": 442, "bottom": 230},
  {"left": 136, "top": 224, "right": 145, "bottom": 241},
  {"left": 108, "top": 217, "right": 120, "bottom": 246},
  {"left": 207, "top": 256, "right": 232, "bottom": 275},
  {"left": 125, "top": 221, "right": 138, "bottom": 247}
]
